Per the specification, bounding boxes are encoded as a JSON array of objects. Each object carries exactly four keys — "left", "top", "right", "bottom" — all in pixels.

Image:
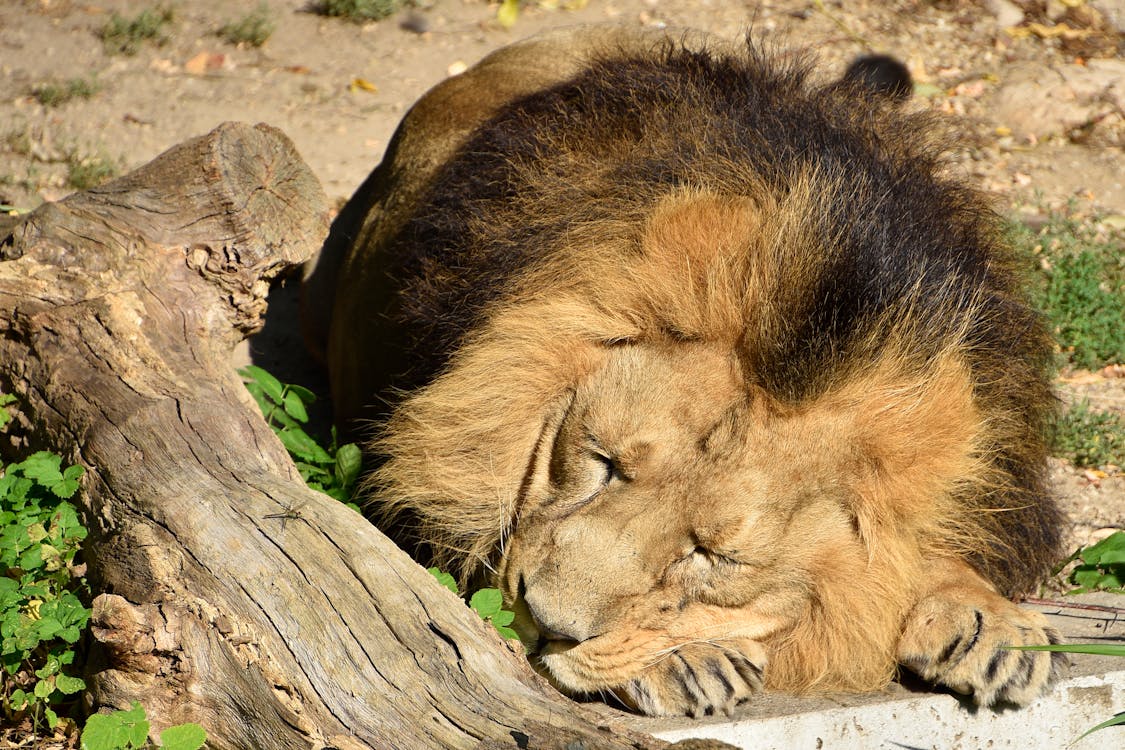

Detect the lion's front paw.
[
  {"left": 897, "top": 593, "right": 1067, "bottom": 706},
  {"left": 616, "top": 639, "right": 766, "bottom": 717}
]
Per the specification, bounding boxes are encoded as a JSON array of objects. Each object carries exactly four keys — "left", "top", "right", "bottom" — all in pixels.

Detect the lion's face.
[{"left": 498, "top": 341, "right": 869, "bottom": 709}]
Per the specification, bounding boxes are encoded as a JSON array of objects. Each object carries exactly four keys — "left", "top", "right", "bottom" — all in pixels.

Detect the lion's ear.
[{"left": 827, "top": 353, "right": 985, "bottom": 548}]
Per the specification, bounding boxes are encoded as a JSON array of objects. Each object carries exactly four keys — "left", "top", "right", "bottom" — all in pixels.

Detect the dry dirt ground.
[{"left": 2, "top": 0, "right": 1124, "bottom": 622}]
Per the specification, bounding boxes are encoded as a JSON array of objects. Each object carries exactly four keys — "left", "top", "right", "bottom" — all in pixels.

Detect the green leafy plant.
[
  {"left": 1011, "top": 212, "right": 1125, "bottom": 371},
  {"left": 316, "top": 0, "right": 404, "bottom": 22},
  {"left": 219, "top": 3, "right": 275, "bottom": 47},
  {"left": 1056, "top": 530, "right": 1125, "bottom": 594},
  {"left": 427, "top": 568, "right": 519, "bottom": 641},
  {"left": 82, "top": 701, "right": 206, "bottom": 750},
  {"left": 31, "top": 77, "right": 100, "bottom": 108},
  {"left": 1, "top": 451, "right": 89, "bottom": 730},
  {"left": 239, "top": 366, "right": 361, "bottom": 506},
  {"left": 99, "top": 6, "right": 175, "bottom": 56},
  {"left": 1049, "top": 399, "right": 1125, "bottom": 469}
]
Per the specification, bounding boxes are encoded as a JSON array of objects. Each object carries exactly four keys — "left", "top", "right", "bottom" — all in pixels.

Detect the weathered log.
[{"left": 0, "top": 122, "right": 669, "bottom": 750}]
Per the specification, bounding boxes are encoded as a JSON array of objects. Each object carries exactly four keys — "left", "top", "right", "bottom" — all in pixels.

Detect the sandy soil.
[{"left": 2, "top": 0, "right": 1123, "bottom": 569}]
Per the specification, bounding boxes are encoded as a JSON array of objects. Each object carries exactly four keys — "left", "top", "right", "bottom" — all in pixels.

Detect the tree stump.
[{"left": 0, "top": 122, "right": 668, "bottom": 750}]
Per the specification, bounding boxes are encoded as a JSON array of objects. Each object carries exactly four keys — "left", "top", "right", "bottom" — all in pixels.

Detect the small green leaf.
[
  {"left": 159, "top": 722, "right": 208, "bottom": 750},
  {"left": 45, "top": 706, "right": 58, "bottom": 729},
  {"left": 282, "top": 389, "right": 309, "bottom": 423},
  {"left": 335, "top": 443, "right": 362, "bottom": 489},
  {"left": 428, "top": 567, "right": 458, "bottom": 595},
  {"left": 9, "top": 688, "right": 28, "bottom": 710},
  {"left": 490, "top": 609, "right": 515, "bottom": 628},
  {"left": 469, "top": 588, "right": 503, "bottom": 619},
  {"left": 20, "top": 451, "right": 63, "bottom": 479},
  {"left": 240, "top": 365, "right": 285, "bottom": 406},
  {"left": 36, "top": 616, "right": 63, "bottom": 639},
  {"left": 295, "top": 462, "right": 332, "bottom": 482},
  {"left": 277, "top": 428, "right": 332, "bottom": 464},
  {"left": 54, "top": 673, "right": 85, "bottom": 694},
  {"left": 33, "top": 676, "right": 53, "bottom": 698},
  {"left": 285, "top": 384, "right": 317, "bottom": 406},
  {"left": 19, "top": 544, "right": 43, "bottom": 569},
  {"left": 1072, "top": 566, "right": 1109, "bottom": 590},
  {"left": 495, "top": 624, "right": 521, "bottom": 641},
  {"left": 57, "top": 625, "right": 82, "bottom": 644},
  {"left": 49, "top": 477, "right": 81, "bottom": 499},
  {"left": 35, "top": 655, "right": 60, "bottom": 678},
  {"left": 121, "top": 701, "right": 150, "bottom": 747},
  {"left": 82, "top": 710, "right": 134, "bottom": 750}
]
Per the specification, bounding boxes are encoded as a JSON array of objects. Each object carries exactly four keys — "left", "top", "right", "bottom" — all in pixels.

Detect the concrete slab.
[{"left": 620, "top": 595, "right": 1125, "bottom": 749}]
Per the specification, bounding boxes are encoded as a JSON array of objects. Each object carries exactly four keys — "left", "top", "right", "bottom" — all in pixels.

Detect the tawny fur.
[{"left": 312, "top": 26, "right": 1065, "bottom": 716}]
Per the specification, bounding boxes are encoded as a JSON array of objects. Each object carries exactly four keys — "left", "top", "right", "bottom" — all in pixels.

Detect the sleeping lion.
[{"left": 304, "top": 25, "right": 1067, "bottom": 717}]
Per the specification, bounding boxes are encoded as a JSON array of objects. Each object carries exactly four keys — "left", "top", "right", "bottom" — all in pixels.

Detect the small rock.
[
  {"left": 984, "top": 0, "right": 1025, "bottom": 28},
  {"left": 400, "top": 11, "right": 430, "bottom": 34}
]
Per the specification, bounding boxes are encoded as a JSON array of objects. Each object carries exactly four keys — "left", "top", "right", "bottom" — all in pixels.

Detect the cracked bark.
[{"left": 0, "top": 122, "right": 670, "bottom": 750}]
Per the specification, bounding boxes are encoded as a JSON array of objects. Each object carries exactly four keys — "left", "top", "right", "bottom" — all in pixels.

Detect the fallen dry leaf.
[{"left": 349, "top": 77, "right": 378, "bottom": 93}]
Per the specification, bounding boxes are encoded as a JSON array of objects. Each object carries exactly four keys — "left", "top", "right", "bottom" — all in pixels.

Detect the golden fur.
[{"left": 309, "top": 26, "right": 1067, "bottom": 716}]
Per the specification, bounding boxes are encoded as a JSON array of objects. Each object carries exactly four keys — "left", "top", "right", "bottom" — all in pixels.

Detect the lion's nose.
[{"left": 523, "top": 588, "right": 587, "bottom": 643}]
